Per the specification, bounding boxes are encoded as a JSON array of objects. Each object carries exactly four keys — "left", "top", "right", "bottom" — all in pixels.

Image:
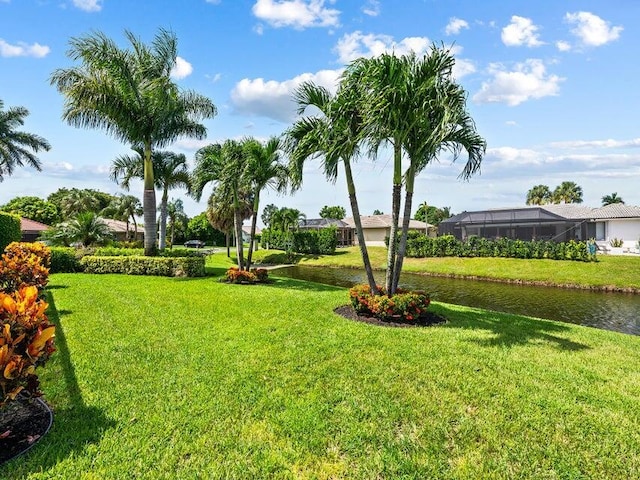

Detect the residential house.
[
  {"left": 343, "top": 214, "right": 433, "bottom": 247},
  {"left": 439, "top": 204, "right": 640, "bottom": 253},
  {"left": 101, "top": 218, "right": 144, "bottom": 242},
  {"left": 298, "top": 218, "right": 353, "bottom": 247},
  {"left": 20, "top": 217, "right": 50, "bottom": 242}
]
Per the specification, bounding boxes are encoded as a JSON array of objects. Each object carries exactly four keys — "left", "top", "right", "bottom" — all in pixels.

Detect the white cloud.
[
  {"left": 550, "top": 138, "right": 640, "bottom": 149},
  {"left": 72, "top": 0, "right": 102, "bottom": 12},
  {"left": 0, "top": 39, "right": 50, "bottom": 58},
  {"left": 206, "top": 73, "right": 222, "bottom": 83},
  {"left": 486, "top": 147, "right": 544, "bottom": 166},
  {"left": 254, "top": 24, "right": 265, "bottom": 35},
  {"left": 473, "top": 59, "right": 563, "bottom": 106},
  {"left": 556, "top": 40, "right": 571, "bottom": 52},
  {"left": 170, "top": 56, "right": 193, "bottom": 80},
  {"left": 230, "top": 69, "right": 341, "bottom": 122},
  {"left": 565, "top": 11, "right": 622, "bottom": 47},
  {"left": 252, "top": 0, "right": 340, "bottom": 29},
  {"left": 362, "top": 0, "right": 380, "bottom": 17},
  {"left": 501, "top": 15, "right": 543, "bottom": 47},
  {"left": 445, "top": 17, "right": 469, "bottom": 36},
  {"left": 505, "top": 120, "right": 517, "bottom": 126},
  {"left": 449, "top": 45, "right": 475, "bottom": 79},
  {"left": 334, "top": 31, "right": 430, "bottom": 64},
  {"left": 205, "top": 0, "right": 221, "bottom": 4}
]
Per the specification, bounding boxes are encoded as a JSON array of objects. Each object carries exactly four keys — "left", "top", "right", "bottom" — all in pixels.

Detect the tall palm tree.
[
  {"left": 50, "top": 29, "right": 216, "bottom": 256},
  {"left": 287, "top": 81, "right": 379, "bottom": 293},
  {"left": 0, "top": 99, "right": 51, "bottom": 181},
  {"left": 111, "top": 148, "right": 190, "bottom": 250},
  {"left": 342, "top": 47, "right": 485, "bottom": 294},
  {"left": 242, "top": 137, "right": 291, "bottom": 270},
  {"left": 166, "top": 198, "right": 187, "bottom": 248},
  {"left": 191, "top": 140, "right": 252, "bottom": 269},
  {"left": 553, "top": 181, "right": 583, "bottom": 204},
  {"left": 602, "top": 192, "right": 624, "bottom": 206},
  {"left": 526, "top": 185, "right": 552, "bottom": 205},
  {"left": 206, "top": 189, "right": 253, "bottom": 258}
]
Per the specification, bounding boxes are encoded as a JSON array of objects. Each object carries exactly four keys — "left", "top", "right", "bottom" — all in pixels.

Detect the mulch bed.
[
  {"left": 334, "top": 305, "right": 447, "bottom": 328},
  {"left": 0, "top": 395, "right": 53, "bottom": 465}
]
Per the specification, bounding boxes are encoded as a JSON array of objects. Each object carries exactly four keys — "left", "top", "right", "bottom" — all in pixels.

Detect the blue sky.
[{"left": 1, "top": 0, "right": 637, "bottom": 223}]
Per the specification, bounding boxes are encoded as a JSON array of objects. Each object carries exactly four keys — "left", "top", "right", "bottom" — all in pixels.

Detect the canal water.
[{"left": 273, "top": 265, "right": 640, "bottom": 336}]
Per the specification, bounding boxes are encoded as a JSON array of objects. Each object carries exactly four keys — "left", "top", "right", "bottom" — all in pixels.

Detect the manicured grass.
[
  {"left": 251, "top": 246, "right": 640, "bottom": 290},
  {"left": 5, "top": 272, "right": 640, "bottom": 478}
]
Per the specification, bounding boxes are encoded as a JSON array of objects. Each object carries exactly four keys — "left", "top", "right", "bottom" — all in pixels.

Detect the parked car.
[{"left": 184, "top": 240, "right": 206, "bottom": 248}]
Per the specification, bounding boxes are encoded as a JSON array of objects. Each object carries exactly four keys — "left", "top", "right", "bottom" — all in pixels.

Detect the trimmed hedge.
[
  {"left": 93, "top": 247, "right": 204, "bottom": 258},
  {"left": 50, "top": 247, "right": 84, "bottom": 273},
  {"left": 261, "top": 227, "right": 337, "bottom": 255},
  {"left": 0, "top": 212, "right": 21, "bottom": 252},
  {"left": 80, "top": 256, "right": 205, "bottom": 277},
  {"left": 395, "top": 233, "right": 596, "bottom": 262}
]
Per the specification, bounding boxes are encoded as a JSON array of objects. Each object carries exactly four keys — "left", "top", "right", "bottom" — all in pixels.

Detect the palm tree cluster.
[
  {"left": 51, "top": 29, "right": 216, "bottom": 255},
  {"left": 526, "top": 182, "right": 584, "bottom": 205},
  {"left": 191, "top": 137, "right": 291, "bottom": 270},
  {"left": 0, "top": 99, "right": 51, "bottom": 181},
  {"left": 602, "top": 192, "right": 624, "bottom": 206},
  {"left": 287, "top": 46, "right": 486, "bottom": 295}
]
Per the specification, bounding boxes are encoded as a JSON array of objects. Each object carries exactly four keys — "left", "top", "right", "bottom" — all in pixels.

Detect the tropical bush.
[
  {"left": 50, "top": 247, "right": 84, "bottom": 273},
  {"left": 610, "top": 238, "right": 624, "bottom": 248},
  {"left": 0, "top": 212, "right": 21, "bottom": 252},
  {"left": 0, "top": 285, "right": 55, "bottom": 407},
  {"left": 261, "top": 227, "right": 337, "bottom": 255},
  {"left": 349, "top": 284, "right": 431, "bottom": 322},
  {"left": 224, "top": 267, "right": 269, "bottom": 284},
  {"left": 80, "top": 256, "right": 205, "bottom": 277},
  {"left": 0, "top": 242, "right": 51, "bottom": 292},
  {"left": 397, "top": 234, "right": 595, "bottom": 262}
]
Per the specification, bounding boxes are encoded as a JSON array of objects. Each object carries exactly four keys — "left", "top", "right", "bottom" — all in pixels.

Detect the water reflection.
[{"left": 274, "top": 266, "right": 640, "bottom": 336}]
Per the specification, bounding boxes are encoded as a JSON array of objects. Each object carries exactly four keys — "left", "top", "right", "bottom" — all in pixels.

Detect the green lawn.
[
  {"left": 5, "top": 272, "right": 640, "bottom": 479},
  {"left": 251, "top": 246, "right": 640, "bottom": 290}
]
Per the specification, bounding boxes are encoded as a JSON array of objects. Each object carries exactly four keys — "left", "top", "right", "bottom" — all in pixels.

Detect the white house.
[{"left": 343, "top": 214, "right": 433, "bottom": 247}]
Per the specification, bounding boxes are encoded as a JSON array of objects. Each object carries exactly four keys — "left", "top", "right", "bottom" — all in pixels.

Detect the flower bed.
[
  {"left": 349, "top": 284, "right": 431, "bottom": 323},
  {"left": 224, "top": 267, "right": 269, "bottom": 284}
]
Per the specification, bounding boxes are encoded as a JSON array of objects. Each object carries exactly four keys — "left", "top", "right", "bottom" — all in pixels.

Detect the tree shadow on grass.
[
  {"left": 266, "top": 276, "right": 345, "bottom": 293},
  {"left": 433, "top": 303, "right": 591, "bottom": 351},
  {"left": 7, "top": 292, "right": 116, "bottom": 474}
]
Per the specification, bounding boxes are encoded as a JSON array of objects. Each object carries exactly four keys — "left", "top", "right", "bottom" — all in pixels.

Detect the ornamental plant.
[
  {"left": 224, "top": 267, "right": 269, "bottom": 284},
  {"left": 0, "top": 285, "right": 56, "bottom": 407},
  {"left": 0, "top": 242, "right": 51, "bottom": 293},
  {"left": 349, "top": 284, "right": 431, "bottom": 322}
]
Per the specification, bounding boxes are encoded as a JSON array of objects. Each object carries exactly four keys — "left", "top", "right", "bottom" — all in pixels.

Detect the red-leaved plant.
[
  {"left": 0, "top": 285, "right": 55, "bottom": 407},
  {"left": 0, "top": 242, "right": 51, "bottom": 293},
  {"left": 349, "top": 284, "right": 430, "bottom": 322},
  {"left": 224, "top": 267, "right": 269, "bottom": 284}
]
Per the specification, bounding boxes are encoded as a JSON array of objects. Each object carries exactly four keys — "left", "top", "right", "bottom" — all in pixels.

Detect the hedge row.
[
  {"left": 399, "top": 234, "right": 595, "bottom": 262},
  {"left": 261, "top": 227, "right": 337, "bottom": 255},
  {"left": 0, "top": 212, "right": 21, "bottom": 252},
  {"left": 80, "top": 256, "right": 205, "bottom": 277}
]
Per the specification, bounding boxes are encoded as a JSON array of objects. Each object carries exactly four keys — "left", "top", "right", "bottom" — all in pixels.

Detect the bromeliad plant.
[
  {"left": 0, "top": 285, "right": 55, "bottom": 407},
  {"left": 349, "top": 284, "right": 431, "bottom": 322}
]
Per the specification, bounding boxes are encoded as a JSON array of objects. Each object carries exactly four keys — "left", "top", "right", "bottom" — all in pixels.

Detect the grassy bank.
[
  {"left": 250, "top": 246, "right": 640, "bottom": 290},
  {"left": 5, "top": 272, "right": 640, "bottom": 478}
]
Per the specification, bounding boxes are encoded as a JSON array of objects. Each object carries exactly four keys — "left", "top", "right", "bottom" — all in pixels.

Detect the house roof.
[
  {"left": 241, "top": 225, "right": 262, "bottom": 235},
  {"left": 344, "top": 214, "right": 430, "bottom": 230},
  {"left": 101, "top": 218, "right": 143, "bottom": 233},
  {"left": 20, "top": 217, "right": 50, "bottom": 233},
  {"left": 299, "top": 218, "right": 351, "bottom": 229},
  {"left": 441, "top": 204, "right": 640, "bottom": 225}
]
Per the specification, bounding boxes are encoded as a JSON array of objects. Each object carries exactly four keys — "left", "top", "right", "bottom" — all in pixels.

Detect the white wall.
[{"left": 607, "top": 219, "right": 640, "bottom": 249}]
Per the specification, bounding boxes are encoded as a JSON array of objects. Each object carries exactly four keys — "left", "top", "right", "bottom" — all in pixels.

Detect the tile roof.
[
  {"left": 590, "top": 204, "right": 640, "bottom": 219},
  {"left": 344, "top": 214, "right": 430, "bottom": 230},
  {"left": 101, "top": 218, "right": 143, "bottom": 233},
  {"left": 20, "top": 217, "right": 50, "bottom": 232}
]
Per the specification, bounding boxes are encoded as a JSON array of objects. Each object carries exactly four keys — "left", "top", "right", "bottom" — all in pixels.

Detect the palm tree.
[
  {"left": 59, "top": 188, "right": 101, "bottom": 217},
  {"left": 191, "top": 140, "right": 252, "bottom": 269},
  {"left": 206, "top": 190, "right": 253, "bottom": 258},
  {"left": 287, "top": 81, "right": 379, "bottom": 293},
  {"left": 553, "top": 181, "right": 583, "bottom": 204},
  {"left": 602, "top": 192, "right": 624, "bottom": 206},
  {"left": 242, "top": 137, "right": 291, "bottom": 270},
  {"left": 342, "top": 48, "right": 485, "bottom": 293},
  {"left": 111, "top": 148, "right": 190, "bottom": 250},
  {"left": 0, "top": 99, "right": 51, "bottom": 181},
  {"left": 50, "top": 29, "right": 216, "bottom": 256},
  {"left": 526, "top": 185, "right": 552, "bottom": 205},
  {"left": 166, "top": 198, "right": 187, "bottom": 248},
  {"left": 67, "top": 212, "right": 113, "bottom": 247}
]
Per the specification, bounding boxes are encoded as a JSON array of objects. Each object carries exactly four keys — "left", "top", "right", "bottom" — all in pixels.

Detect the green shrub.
[
  {"left": 80, "top": 256, "right": 205, "bottom": 277},
  {"left": 93, "top": 247, "right": 203, "bottom": 258},
  {"left": 50, "top": 247, "right": 84, "bottom": 273},
  {"left": 0, "top": 212, "right": 21, "bottom": 252}
]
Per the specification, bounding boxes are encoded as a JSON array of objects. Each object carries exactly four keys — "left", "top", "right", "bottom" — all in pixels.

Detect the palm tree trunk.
[
  {"left": 132, "top": 214, "right": 138, "bottom": 242},
  {"left": 226, "top": 232, "right": 230, "bottom": 257},
  {"left": 143, "top": 141, "right": 157, "bottom": 256},
  {"left": 233, "top": 194, "right": 245, "bottom": 270},
  {"left": 392, "top": 168, "right": 415, "bottom": 292},
  {"left": 125, "top": 218, "right": 131, "bottom": 242},
  {"left": 246, "top": 192, "right": 260, "bottom": 271},
  {"left": 385, "top": 142, "right": 403, "bottom": 294},
  {"left": 344, "top": 160, "right": 379, "bottom": 295},
  {"left": 158, "top": 188, "right": 168, "bottom": 250},
  {"left": 170, "top": 220, "right": 175, "bottom": 249}
]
